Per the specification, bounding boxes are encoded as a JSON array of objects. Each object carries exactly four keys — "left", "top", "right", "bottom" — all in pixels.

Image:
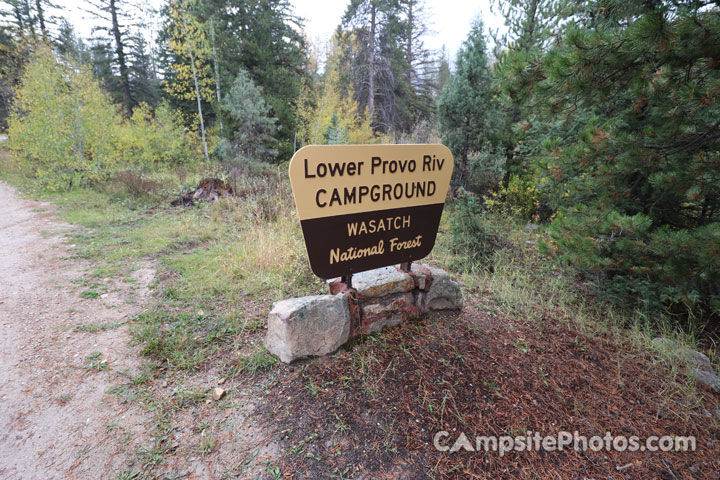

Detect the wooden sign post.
[{"left": 289, "top": 144, "right": 454, "bottom": 279}]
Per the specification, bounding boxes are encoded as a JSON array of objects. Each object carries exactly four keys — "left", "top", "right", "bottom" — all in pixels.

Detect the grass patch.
[
  {"left": 84, "top": 352, "right": 109, "bottom": 371},
  {"left": 112, "top": 470, "right": 142, "bottom": 480},
  {"left": 74, "top": 321, "right": 125, "bottom": 332},
  {"left": 198, "top": 432, "right": 217, "bottom": 455},
  {"left": 130, "top": 307, "right": 267, "bottom": 371},
  {"left": 80, "top": 289, "right": 101, "bottom": 299},
  {"left": 234, "top": 345, "right": 277, "bottom": 376},
  {"left": 163, "top": 216, "right": 317, "bottom": 300}
]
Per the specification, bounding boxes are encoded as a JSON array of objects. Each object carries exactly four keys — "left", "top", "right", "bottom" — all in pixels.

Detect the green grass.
[
  {"left": 1, "top": 151, "right": 323, "bottom": 378},
  {"left": 131, "top": 307, "right": 267, "bottom": 371},
  {"left": 198, "top": 432, "right": 217, "bottom": 455},
  {"left": 85, "top": 352, "right": 109, "bottom": 371},
  {"left": 80, "top": 289, "right": 101, "bottom": 299},
  {"left": 112, "top": 469, "right": 143, "bottom": 480},
  {"left": 74, "top": 321, "right": 125, "bottom": 332},
  {"left": 234, "top": 345, "right": 277, "bottom": 376}
]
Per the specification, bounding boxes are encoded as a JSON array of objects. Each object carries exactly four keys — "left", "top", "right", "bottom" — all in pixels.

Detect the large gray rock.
[
  {"left": 352, "top": 266, "right": 414, "bottom": 298},
  {"left": 652, "top": 338, "right": 713, "bottom": 372},
  {"left": 652, "top": 337, "right": 719, "bottom": 393},
  {"left": 422, "top": 265, "right": 463, "bottom": 310},
  {"left": 264, "top": 294, "right": 350, "bottom": 363},
  {"left": 694, "top": 370, "right": 720, "bottom": 394}
]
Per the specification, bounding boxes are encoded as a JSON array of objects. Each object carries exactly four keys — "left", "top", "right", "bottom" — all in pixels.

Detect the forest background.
[{"left": 1, "top": 0, "right": 719, "bottom": 329}]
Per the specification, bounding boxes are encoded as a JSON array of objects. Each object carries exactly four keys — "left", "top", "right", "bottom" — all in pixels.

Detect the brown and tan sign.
[{"left": 288, "top": 144, "right": 454, "bottom": 279}]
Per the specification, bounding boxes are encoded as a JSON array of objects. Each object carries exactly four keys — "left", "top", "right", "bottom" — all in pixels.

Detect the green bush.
[
  {"left": 546, "top": 207, "right": 720, "bottom": 318},
  {"left": 7, "top": 48, "right": 202, "bottom": 191},
  {"left": 448, "top": 189, "right": 504, "bottom": 270},
  {"left": 466, "top": 148, "right": 504, "bottom": 195},
  {"left": 115, "top": 102, "right": 200, "bottom": 168},
  {"left": 7, "top": 46, "right": 120, "bottom": 190},
  {"left": 484, "top": 174, "right": 542, "bottom": 220}
]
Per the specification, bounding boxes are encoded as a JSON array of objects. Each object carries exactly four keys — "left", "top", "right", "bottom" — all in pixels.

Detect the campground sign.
[{"left": 289, "top": 144, "right": 454, "bottom": 279}]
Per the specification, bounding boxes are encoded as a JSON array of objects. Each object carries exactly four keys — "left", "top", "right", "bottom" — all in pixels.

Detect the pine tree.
[
  {"left": 2, "top": 0, "right": 37, "bottom": 41},
  {"left": 221, "top": 68, "right": 277, "bottom": 162},
  {"left": 322, "top": 114, "right": 348, "bottom": 145},
  {"left": 398, "top": 0, "right": 436, "bottom": 129},
  {"left": 85, "top": 0, "right": 137, "bottom": 115},
  {"left": 534, "top": 0, "right": 720, "bottom": 317},
  {"left": 208, "top": 0, "right": 309, "bottom": 160},
  {"left": 339, "top": 0, "right": 435, "bottom": 136},
  {"left": 127, "top": 33, "right": 159, "bottom": 106},
  {"left": 90, "top": 39, "right": 115, "bottom": 90},
  {"left": 339, "top": 0, "right": 406, "bottom": 133},
  {"left": 55, "top": 19, "right": 91, "bottom": 63},
  {"left": 437, "top": 17, "right": 500, "bottom": 189},
  {"left": 33, "top": 0, "right": 57, "bottom": 43},
  {"left": 0, "top": 26, "right": 28, "bottom": 128},
  {"left": 435, "top": 45, "right": 450, "bottom": 98},
  {"left": 491, "top": 0, "right": 568, "bottom": 188}
]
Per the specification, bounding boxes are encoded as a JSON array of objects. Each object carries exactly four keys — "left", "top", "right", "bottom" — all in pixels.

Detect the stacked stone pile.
[{"left": 265, "top": 264, "right": 462, "bottom": 363}]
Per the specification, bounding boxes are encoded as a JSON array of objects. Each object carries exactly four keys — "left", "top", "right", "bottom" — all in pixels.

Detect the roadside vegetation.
[
  {"left": 0, "top": 0, "right": 718, "bottom": 477},
  {"left": 2, "top": 140, "right": 718, "bottom": 476}
]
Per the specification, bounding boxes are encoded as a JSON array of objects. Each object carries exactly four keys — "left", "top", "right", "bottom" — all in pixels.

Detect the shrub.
[
  {"left": 116, "top": 102, "right": 199, "bottom": 167},
  {"left": 448, "top": 189, "right": 504, "bottom": 269},
  {"left": 484, "top": 175, "right": 543, "bottom": 221},
  {"left": 7, "top": 46, "right": 120, "bottom": 190},
  {"left": 466, "top": 148, "right": 505, "bottom": 196},
  {"left": 545, "top": 207, "right": 720, "bottom": 319},
  {"left": 7, "top": 48, "right": 203, "bottom": 191},
  {"left": 114, "top": 170, "right": 160, "bottom": 198}
]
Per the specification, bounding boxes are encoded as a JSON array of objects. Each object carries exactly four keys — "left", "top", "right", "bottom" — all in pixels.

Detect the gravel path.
[{"left": 0, "top": 182, "right": 153, "bottom": 479}]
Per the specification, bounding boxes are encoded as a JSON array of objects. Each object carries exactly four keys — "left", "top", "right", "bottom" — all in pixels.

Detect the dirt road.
[{"left": 0, "top": 182, "right": 153, "bottom": 479}]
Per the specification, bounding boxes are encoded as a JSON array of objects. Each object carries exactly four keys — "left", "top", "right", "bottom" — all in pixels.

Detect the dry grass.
[{"left": 3, "top": 152, "right": 717, "bottom": 479}]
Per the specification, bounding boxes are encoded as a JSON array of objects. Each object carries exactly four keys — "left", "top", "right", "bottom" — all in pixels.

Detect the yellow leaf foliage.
[
  {"left": 297, "top": 65, "right": 375, "bottom": 146},
  {"left": 164, "top": 0, "right": 214, "bottom": 104},
  {"left": 7, "top": 46, "right": 204, "bottom": 190},
  {"left": 7, "top": 45, "right": 120, "bottom": 189}
]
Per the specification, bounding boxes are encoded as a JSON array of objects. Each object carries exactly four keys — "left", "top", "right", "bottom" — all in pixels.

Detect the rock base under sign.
[{"left": 264, "top": 264, "right": 462, "bottom": 363}]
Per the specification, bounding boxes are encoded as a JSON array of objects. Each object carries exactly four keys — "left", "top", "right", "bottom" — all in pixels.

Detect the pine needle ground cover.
[{"left": 262, "top": 303, "right": 719, "bottom": 479}]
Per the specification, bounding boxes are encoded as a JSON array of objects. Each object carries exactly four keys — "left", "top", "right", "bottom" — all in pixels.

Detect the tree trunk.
[
  {"left": 209, "top": 16, "right": 223, "bottom": 132},
  {"left": 18, "top": 0, "right": 37, "bottom": 41},
  {"left": 35, "top": 0, "right": 47, "bottom": 42},
  {"left": 522, "top": 0, "right": 539, "bottom": 53},
  {"left": 367, "top": 2, "right": 376, "bottom": 121},
  {"left": 75, "top": 93, "right": 84, "bottom": 168},
  {"left": 109, "top": 0, "right": 133, "bottom": 116},
  {"left": 182, "top": 14, "right": 210, "bottom": 163},
  {"left": 406, "top": 1, "right": 413, "bottom": 73},
  {"left": 13, "top": 4, "right": 25, "bottom": 33}
]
